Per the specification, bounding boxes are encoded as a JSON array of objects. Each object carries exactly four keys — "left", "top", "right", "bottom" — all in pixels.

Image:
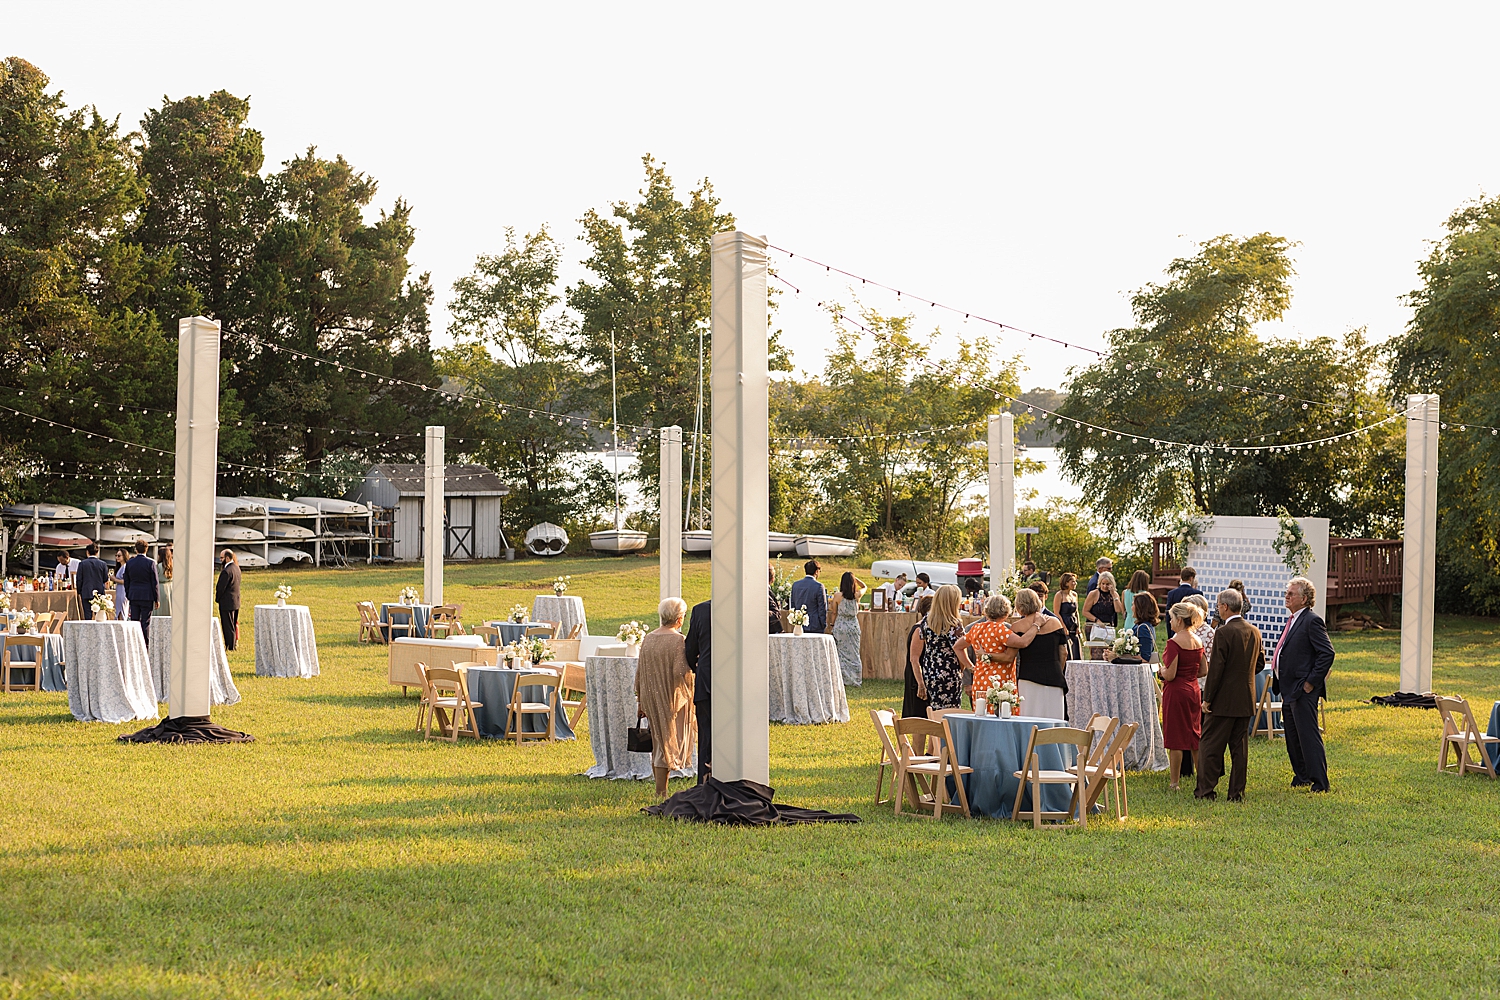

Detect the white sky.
[{"left": 14, "top": 2, "right": 1499, "bottom": 390}]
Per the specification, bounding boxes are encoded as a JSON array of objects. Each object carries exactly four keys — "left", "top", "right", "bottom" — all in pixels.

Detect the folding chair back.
[
  {"left": 423, "top": 665, "right": 482, "bottom": 742},
  {"left": 507, "top": 673, "right": 560, "bottom": 744},
  {"left": 430, "top": 605, "right": 465, "bottom": 638},
  {"left": 1437, "top": 696, "right": 1499, "bottom": 777},
  {"left": 357, "top": 601, "right": 384, "bottom": 643},
  {"left": 1, "top": 635, "right": 46, "bottom": 693},
  {"left": 892, "top": 716, "right": 972, "bottom": 819},
  {"left": 1012, "top": 725, "right": 1095, "bottom": 829},
  {"left": 1080, "top": 714, "right": 1119, "bottom": 770},
  {"left": 46, "top": 612, "right": 65, "bottom": 635},
  {"left": 1081, "top": 722, "right": 1138, "bottom": 818},
  {"left": 526, "top": 622, "right": 558, "bottom": 640},
  {"left": 387, "top": 604, "right": 415, "bottom": 640},
  {"left": 871, "top": 709, "right": 929, "bottom": 805},
  {"left": 471, "top": 625, "right": 501, "bottom": 646},
  {"left": 566, "top": 622, "right": 585, "bottom": 640},
  {"left": 1251, "top": 673, "right": 1283, "bottom": 738}
]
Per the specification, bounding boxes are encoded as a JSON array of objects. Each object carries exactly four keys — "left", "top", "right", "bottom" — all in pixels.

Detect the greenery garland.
[
  {"left": 1168, "top": 513, "right": 1213, "bottom": 564},
  {"left": 1273, "top": 509, "right": 1313, "bottom": 576}
]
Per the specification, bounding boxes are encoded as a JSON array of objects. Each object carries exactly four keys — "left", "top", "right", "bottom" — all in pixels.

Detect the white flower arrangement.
[
  {"left": 0, "top": 593, "right": 10, "bottom": 611},
  {"left": 1273, "top": 509, "right": 1312, "bottom": 576},
  {"left": 985, "top": 679, "right": 1022, "bottom": 712},
  {"left": 1111, "top": 631, "right": 1141, "bottom": 659},
  {"left": 509, "top": 604, "right": 529, "bottom": 623},
  {"left": 13, "top": 609, "right": 37, "bottom": 634},
  {"left": 398, "top": 586, "right": 420, "bottom": 606},
  {"left": 617, "top": 620, "right": 648, "bottom": 645},
  {"left": 501, "top": 642, "right": 523, "bottom": 665},
  {"left": 787, "top": 606, "right": 810, "bottom": 628},
  {"left": 1168, "top": 513, "right": 1213, "bottom": 564},
  {"left": 274, "top": 584, "right": 293, "bottom": 601},
  {"left": 526, "top": 636, "right": 555, "bottom": 663},
  {"left": 90, "top": 592, "right": 114, "bottom": 614},
  {"left": 552, "top": 574, "right": 571, "bottom": 596}
]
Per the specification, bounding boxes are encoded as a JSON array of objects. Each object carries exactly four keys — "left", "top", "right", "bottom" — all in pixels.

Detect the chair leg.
[{"left": 1033, "top": 776, "right": 1042, "bottom": 830}]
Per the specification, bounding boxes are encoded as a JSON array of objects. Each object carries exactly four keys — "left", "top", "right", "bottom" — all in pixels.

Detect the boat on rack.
[
  {"left": 217, "top": 497, "right": 266, "bottom": 517},
  {"left": 264, "top": 545, "right": 314, "bottom": 565},
  {"left": 230, "top": 548, "right": 268, "bottom": 568},
  {"left": 682, "top": 529, "right": 712, "bottom": 553},
  {"left": 793, "top": 534, "right": 859, "bottom": 558},
  {"left": 85, "top": 499, "right": 155, "bottom": 518},
  {"left": 215, "top": 523, "right": 266, "bottom": 542},
  {"left": 237, "top": 496, "right": 319, "bottom": 516},
  {"left": 768, "top": 532, "right": 798, "bottom": 554},
  {"left": 88, "top": 524, "right": 157, "bottom": 546},
  {"left": 14, "top": 524, "right": 93, "bottom": 548},
  {"left": 2, "top": 503, "right": 88, "bottom": 521},
  {"left": 294, "top": 496, "right": 369, "bottom": 516},
  {"left": 524, "top": 522, "right": 569, "bottom": 557},
  {"left": 265, "top": 520, "right": 316, "bottom": 540}
]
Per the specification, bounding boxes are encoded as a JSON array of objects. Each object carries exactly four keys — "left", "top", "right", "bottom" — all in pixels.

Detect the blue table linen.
[
  {"left": 380, "top": 603, "right": 431, "bottom": 639},
  {"left": 464, "top": 666, "right": 575, "bottom": 740},
  {"left": 0, "top": 633, "right": 66, "bottom": 691},
  {"left": 943, "top": 713, "right": 1079, "bottom": 818}
]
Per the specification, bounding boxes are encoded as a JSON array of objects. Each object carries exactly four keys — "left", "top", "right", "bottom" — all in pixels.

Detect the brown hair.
[
  {"left": 1128, "top": 569, "right": 1151, "bottom": 592},
  {"left": 915, "top": 595, "right": 934, "bottom": 617},
  {"left": 1133, "top": 591, "right": 1159, "bottom": 625},
  {"left": 1059, "top": 572, "right": 1077, "bottom": 591}
]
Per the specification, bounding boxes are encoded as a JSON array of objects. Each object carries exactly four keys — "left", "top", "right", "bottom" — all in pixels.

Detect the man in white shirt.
[
  {"left": 876, "top": 573, "right": 907, "bottom": 610},
  {"left": 53, "top": 551, "right": 76, "bottom": 587}
]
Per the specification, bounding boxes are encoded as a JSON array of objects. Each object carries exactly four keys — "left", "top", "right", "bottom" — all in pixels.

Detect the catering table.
[
  {"left": 531, "top": 595, "right": 586, "bottom": 639},
  {"left": 0, "top": 632, "right": 66, "bottom": 691},
  {"left": 1064, "top": 659, "right": 1168, "bottom": 771},
  {"left": 147, "top": 616, "right": 240, "bottom": 706},
  {"left": 858, "top": 610, "right": 919, "bottom": 680},
  {"left": 380, "top": 603, "right": 431, "bottom": 639},
  {"left": 253, "top": 604, "right": 321, "bottom": 678},
  {"left": 464, "top": 665, "right": 576, "bottom": 741},
  {"left": 944, "top": 713, "right": 1080, "bottom": 818},
  {"left": 583, "top": 653, "right": 693, "bottom": 780},
  {"left": 61, "top": 619, "right": 157, "bottom": 723},
  {"left": 769, "top": 633, "right": 849, "bottom": 725},
  {"left": 11, "top": 590, "right": 83, "bottom": 622}
]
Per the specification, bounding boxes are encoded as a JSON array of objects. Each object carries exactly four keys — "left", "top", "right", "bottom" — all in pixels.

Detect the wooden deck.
[{"left": 1148, "top": 535, "right": 1401, "bottom": 614}]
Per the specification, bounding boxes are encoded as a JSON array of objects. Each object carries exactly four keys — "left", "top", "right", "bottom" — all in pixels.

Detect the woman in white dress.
[
  {"left": 112, "top": 549, "right": 128, "bottom": 620},
  {"left": 827, "top": 572, "right": 865, "bottom": 686}
]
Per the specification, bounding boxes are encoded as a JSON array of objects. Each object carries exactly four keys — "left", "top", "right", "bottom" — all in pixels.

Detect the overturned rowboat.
[{"left": 525, "top": 522, "right": 570, "bottom": 557}]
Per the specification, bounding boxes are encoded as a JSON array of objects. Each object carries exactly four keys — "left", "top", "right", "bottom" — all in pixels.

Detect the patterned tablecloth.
[
  {"left": 0, "top": 632, "right": 66, "bottom": 691},
  {"left": 1064, "top": 659, "right": 1167, "bottom": 771},
  {"left": 768, "top": 633, "right": 849, "bottom": 725},
  {"left": 147, "top": 616, "right": 240, "bottom": 706},
  {"left": 463, "top": 665, "right": 575, "bottom": 740},
  {"left": 583, "top": 654, "right": 693, "bottom": 779},
  {"left": 379, "top": 603, "right": 431, "bottom": 639},
  {"left": 944, "top": 713, "right": 1079, "bottom": 818},
  {"left": 61, "top": 619, "right": 157, "bottom": 723},
  {"left": 531, "top": 596, "right": 586, "bottom": 639},
  {"left": 253, "top": 604, "right": 321, "bottom": 678}
]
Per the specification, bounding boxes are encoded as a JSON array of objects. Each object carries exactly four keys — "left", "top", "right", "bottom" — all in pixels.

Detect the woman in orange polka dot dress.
[{"left": 955, "top": 595, "right": 1015, "bottom": 708}]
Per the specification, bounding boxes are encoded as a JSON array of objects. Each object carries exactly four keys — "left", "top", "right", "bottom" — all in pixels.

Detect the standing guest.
[
  {"left": 1272, "top": 576, "right": 1335, "bottom": 793},
  {"left": 1186, "top": 594, "right": 1216, "bottom": 662},
  {"left": 767, "top": 564, "right": 783, "bottom": 634},
  {"left": 789, "top": 560, "right": 828, "bottom": 634},
  {"left": 74, "top": 543, "right": 111, "bottom": 609},
  {"left": 1165, "top": 567, "right": 1203, "bottom": 609},
  {"left": 955, "top": 594, "right": 1014, "bottom": 705},
  {"left": 1083, "top": 571, "right": 1124, "bottom": 632},
  {"left": 112, "top": 550, "right": 129, "bottom": 620},
  {"left": 901, "top": 595, "right": 936, "bottom": 718},
  {"left": 1086, "top": 557, "right": 1114, "bottom": 595},
  {"left": 828, "top": 572, "right": 865, "bottom": 686},
  {"left": 1122, "top": 569, "right": 1153, "bottom": 631},
  {"left": 1160, "top": 602, "right": 1207, "bottom": 790},
  {"left": 912, "top": 573, "right": 936, "bottom": 599},
  {"left": 683, "top": 598, "right": 711, "bottom": 784},
  {"left": 1029, "top": 580, "right": 1058, "bottom": 619},
  {"left": 1021, "top": 560, "right": 1046, "bottom": 584},
  {"left": 1052, "top": 572, "right": 1082, "bottom": 660},
  {"left": 1129, "top": 592, "right": 1160, "bottom": 662},
  {"left": 1196, "top": 589, "right": 1264, "bottom": 802},
  {"left": 1229, "top": 579, "right": 1251, "bottom": 619},
  {"left": 635, "top": 597, "right": 696, "bottom": 798},
  {"left": 157, "top": 545, "right": 174, "bottom": 617},
  {"left": 53, "top": 550, "right": 76, "bottom": 587},
  {"left": 1006, "top": 587, "right": 1070, "bottom": 720},
  {"left": 907, "top": 585, "right": 965, "bottom": 711},
  {"left": 122, "top": 539, "right": 159, "bottom": 645},
  {"left": 216, "top": 549, "right": 242, "bottom": 651}
]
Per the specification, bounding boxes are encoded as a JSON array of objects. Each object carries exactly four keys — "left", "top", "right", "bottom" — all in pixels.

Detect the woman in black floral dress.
[{"left": 906, "top": 585, "right": 966, "bottom": 712}]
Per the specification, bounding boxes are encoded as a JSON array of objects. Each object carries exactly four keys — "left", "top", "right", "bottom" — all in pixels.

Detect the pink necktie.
[{"left": 1272, "top": 616, "right": 1293, "bottom": 676}]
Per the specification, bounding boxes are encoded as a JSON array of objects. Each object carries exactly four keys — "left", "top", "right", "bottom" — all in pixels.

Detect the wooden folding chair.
[
  {"left": 423, "top": 665, "right": 483, "bottom": 742},
  {"left": 31, "top": 612, "right": 54, "bottom": 634},
  {"left": 557, "top": 662, "right": 587, "bottom": 729},
  {"left": 1071, "top": 722, "right": 1139, "bottom": 820},
  {"left": 385, "top": 604, "right": 416, "bottom": 641},
  {"left": 871, "top": 709, "right": 937, "bottom": 805},
  {"left": 1251, "top": 674, "right": 1283, "bottom": 739},
  {"left": 506, "top": 672, "right": 561, "bottom": 745},
  {"left": 1, "top": 635, "right": 46, "bottom": 693},
  {"left": 566, "top": 622, "right": 584, "bottom": 640},
  {"left": 357, "top": 601, "right": 384, "bottom": 644},
  {"left": 412, "top": 661, "right": 432, "bottom": 732},
  {"left": 430, "top": 605, "right": 465, "bottom": 638},
  {"left": 471, "top": 625, "right": 500, "bottom": 647},
  {"left": 526, "top": 622, "right": 558, "bottom": 640},
  {"left": 1070, "top": 714, "right": 1123, "bottom": 818},
  {"left": 893, "top": 717, "right": 972, "bottom": 819},
  {"left": 45, "top": 612, "right": 65, "bottom": 635},
  {"left": 1436, "top": 696, "right": 1499, "bottom": 778},
  {"left": 1012, "top": 725, "right": 1095, "bottom": 829}
]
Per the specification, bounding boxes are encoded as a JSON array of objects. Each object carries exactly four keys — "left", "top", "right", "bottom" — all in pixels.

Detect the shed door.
[{"left": 446, "top": 497, "right": 475, "bottom": 559}]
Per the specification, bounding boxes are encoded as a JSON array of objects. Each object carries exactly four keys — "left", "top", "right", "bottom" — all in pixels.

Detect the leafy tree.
[
  {"left": 1013, "top": 501, "right": 1120, "bottom": 583},
  {"left": 1387, "top": 194, "right": 1500, "bottom": 612}
]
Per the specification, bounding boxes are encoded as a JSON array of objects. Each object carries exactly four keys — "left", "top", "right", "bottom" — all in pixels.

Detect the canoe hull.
[
  {"left": 3, "top": 504, "right": 89, "bottom": 521},
  {"left": 768, "top": 531, "right": 798, "bottom": 554},
  {"left": 15, "top": 525, "right": 93, "bottom": 548},
  {"left": 793, "top": 535, "right": 858, "bottom": 558}
]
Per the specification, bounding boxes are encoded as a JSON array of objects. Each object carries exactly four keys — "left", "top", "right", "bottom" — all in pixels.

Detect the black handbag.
[{"left": 627, "top": 713, "right": 653, "bottom": 754}]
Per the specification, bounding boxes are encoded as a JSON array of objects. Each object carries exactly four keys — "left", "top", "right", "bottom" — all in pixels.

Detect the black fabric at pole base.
[
  {"left": 643, "top": 776, "right": 859, "bottom": 825},
  {"left": 1369, "top": 691, "right": 1437, "bottom": 709},
  {"left": 118, "top": 715, "right": 255, "bottom": 744}
]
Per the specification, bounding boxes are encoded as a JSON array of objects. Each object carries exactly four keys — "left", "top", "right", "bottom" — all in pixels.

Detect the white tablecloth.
[
  {"left": 148, "top": 616, "right": 240, "bottom": 706},
  {"left": 1065, "top": 659, "right": 1168, "bottom": 771},
  {"left": 253, "top": 604, "right": 321, "bottom": 678},
  {"left": 768, "top": 633, "right": 849, "bottom": 725},
  {"left": 531, "top": 595, "right": 586, "bottom": 639},
  {"left": 62, "top": 620, "right": 157, "bottom": 723},
  {"left": 583, "top": 654, "right": 693, "bottom": 780}
]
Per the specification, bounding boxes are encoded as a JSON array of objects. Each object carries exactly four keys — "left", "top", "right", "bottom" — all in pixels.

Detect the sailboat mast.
[{"left": 695, "top": 323, "right": 705, "bottom": 529}]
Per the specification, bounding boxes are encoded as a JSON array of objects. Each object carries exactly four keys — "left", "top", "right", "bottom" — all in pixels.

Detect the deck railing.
[{"left": 1148, "top": 535, "right": 1402, "bottom": 606}]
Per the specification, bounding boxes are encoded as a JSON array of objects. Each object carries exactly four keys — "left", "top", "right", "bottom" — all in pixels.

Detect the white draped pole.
[
  {"left": 424, "top": 426, "right": 445, "bottom": 607},
  {"left": 660, "top": 425, "right": 683, "bottom": 600},
  {"left": 710, "top": 231, "right": 769, "bottom": 785},
  {"left": 988, "top": 413, "right": 1016, "bottom": 584},
  {"left": 169, "top": 316, "right": 221, "bottom": 720},
  {"left": 1399, "top": 394, "right": 1439, "bottom": 693}
]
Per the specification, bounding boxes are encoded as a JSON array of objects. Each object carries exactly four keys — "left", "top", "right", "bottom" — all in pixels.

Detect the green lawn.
[{"left": 2, "top": 556, "right": 1497, "bottom": 999}]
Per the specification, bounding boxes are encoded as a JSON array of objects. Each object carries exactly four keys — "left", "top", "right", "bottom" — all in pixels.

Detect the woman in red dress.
[{"left": 1161, "top": 601, "right": 1208, "bottom": 790}]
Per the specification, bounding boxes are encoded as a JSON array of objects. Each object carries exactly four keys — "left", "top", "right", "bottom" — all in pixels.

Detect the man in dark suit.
[
  {"left": 1271, "top": 576, "right": 1336, "bottom": 792},
  {"left": 74, "top": 543, "right": 111, "bottom": 608},
  {"left": 768, "top": 564, "right": 783, "bottom": 634},
  {"left": 1165, "top": 567, "right": 1203, "bottom": 609},
  {"left": 1196, "top": 588, "right": 1264, "bottom": 801},
  {"left": 122, "top": 538, "right": 159, "bottom": 645},
  {"left": 789, "top": 560, "right": 827, "bottom": 633},
  {"left": 683, "top": 599, "right": 711, "bottom": 784},
  {"left": 217, "top": 549, "right": 242, "bottom": 650}
]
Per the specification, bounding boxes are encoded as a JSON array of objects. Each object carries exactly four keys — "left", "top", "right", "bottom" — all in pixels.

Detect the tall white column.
[
  {"left": 710, "top": 231, "right": 769, "bottom": 785},
  {"left": 660, "top": 425, "right": 683, "bottom": 600},
  {"left": 169, "top": 316, "right": 221, "bottom": 719},
  {"left": 424, "top": 426, "right": 444, "bottom": 607},
  {"left": 989, "top": 413, "right": 1015, "bottom": 583},
  {"left": 1400, "top": 394, "right": 1439, "bottom": 693}
]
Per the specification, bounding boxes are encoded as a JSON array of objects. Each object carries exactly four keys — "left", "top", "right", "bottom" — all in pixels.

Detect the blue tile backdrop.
[{"left": 1188, "top": 534, "right": 1293, "bottom": 646}]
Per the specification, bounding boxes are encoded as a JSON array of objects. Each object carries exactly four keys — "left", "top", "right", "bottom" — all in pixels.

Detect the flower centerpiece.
[
  {"left": 1272, "top": 508, "right": 1312, "bottom": 576},
  {"left": 617, "top": 620, "right": 647, "bottom": 653},
  {"left": 1110, "top": 631, "right": 1141, "bottom": 661},
  {"left": 274, "top": 583, "right": 292, "bottom": 607},
  {"left": 552, "top": 574, "right": 571, "bottom": 596},
  {"left": 509, "top": 604, "right": 529, "bottom": 624},
  {"left": 501, "top": 642, "right": 522, "bottom": 667},
  {"left": 771, "top": 557, "right": 793, "bottom": 608},
  {"left": 398, "top": 586, "right": 420, "bottom": 606},
  {"left": 0, "top": 592, "right": 10, "bottom": 612},
  {"left": 985, "top": 679, "right": 1022, "bottom": 717},
  {"left": 89, "top": 592, "right": 114, "bottom": 621},
  {"left": 13, "top": 609, "right": 37, "bottom": 634},
  {"left": 526, "top": 636, "right": 555, "bottom": 665},
  {"left": 787, "top": 605, "right": 810, "bottom": 635}
]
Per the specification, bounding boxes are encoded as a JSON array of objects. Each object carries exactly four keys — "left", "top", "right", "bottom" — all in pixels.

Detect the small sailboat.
[
  {"left": 265, "top": 520, "right": 316, "bottom": 540},
  {"left": 794, "top": 534, "right": 859, "bottom": 558},
  {"left": 2, "top": 502, "right": 88, "bottom": 521},
  {"left": 217, "top": 497, "right": 265, "bottom": 517},
  {"left": 85, "top": 499, "right": 156, "bottom": 518},
  {"left": 231, "top": 548, "right": 268, "bottom": 568},
  {"left": 14, "top": 524, "right": 93, "bottom": 547},
  {"left": 682, "top": 529, "right": 713, "bottom": 553},
  {"left": 589, "top": 327, "right": 648, "bottom": 554},
  {"left": 525, "top": 522, "right": 569, "bottom": 557},
  {"left": 237, "top": 496, "right": 319, "bottom": 516},
  {"left": 215, "top": 523, "right": 266, "bottom": 542},
  {"left": 294, "top": 496, "right": 369, "bottom": 516},
  {"left": 768, "top": 532, "right": 799, "bottom": 554}
]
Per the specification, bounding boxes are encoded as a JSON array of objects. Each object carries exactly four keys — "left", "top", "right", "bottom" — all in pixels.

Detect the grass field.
[{"left": 2, "top": 555, "right": 1498, "bottom": 999}]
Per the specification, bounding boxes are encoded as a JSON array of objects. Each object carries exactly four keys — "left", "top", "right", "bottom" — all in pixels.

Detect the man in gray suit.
[
  {"left": 1196, "top": 588, "right": 1264, "bottom": 802},
  {"left": 789, "top": 560, "right": 828, "bottom": 633}
]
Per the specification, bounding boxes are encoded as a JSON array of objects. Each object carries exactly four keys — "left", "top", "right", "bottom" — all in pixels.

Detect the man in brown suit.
[{"left": 1196, "top": 588, "right": 1264, "bottom": 801}]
